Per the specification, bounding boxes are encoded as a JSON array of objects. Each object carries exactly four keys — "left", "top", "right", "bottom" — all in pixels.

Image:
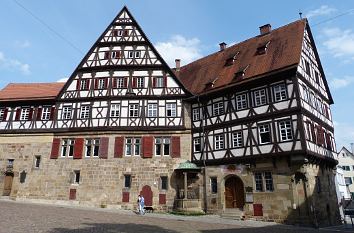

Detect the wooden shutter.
[
  {"left": 15, "top": 108, "right": 21, "bottom": 121},
  {"left": 113, "top": 77, "right": 117, "bottom": 88},
  {"left": 99, "top": 137, "right": 109, "bottom": 159},
  {"left": 28, "top": 107, "right": 34, "bottom": 121},
  {"left": 2, "top": 108, "right": 8, "bottom": 121},
  {"left": 76, "top": 80, "right": 80, "bottom": 90},
  {"left": 104, "top": 51, "right": 110, "bottom": 59},
  {"left": 50, "top": 138, "right": 61, "bottom": 159},
  {"left": 36, "top": 107, "right": 42, "bottom": 120},
  {"left": 163, "top": 75, "right": 167, "bottom": 87},
  {"left": 311, "top": 123, "right": 316, "bottom": 143},
  {"left": 159, "top": 193, "right": 166, "bottom": 205},
  {"left": 122, "top": 191, "right": 129, "bottom": 202},
  {"left": 86, "top": 79, "right": 90, "bottom": 90},
  {"left": 73, "top": 138, "right": 84, "bottom": 159},
  {"left": 94, "top": 79, "right": 99, "bottom": 89},
  {"left": 132, "top": 77, "right": 137, "bottom": 88},
  {"left": 253, "top": 204, "right": 263, "bottom": 216},
  {"left": 114, "top": 137, "right": 124, "bottom": 158},
  {"left": 142, "top": 136, "right": 153, "bottom": 158},
  {"left": 153, "top": 77, "right": 156, "bottom": 88},
  {"left": 124, "top": 29, "right": 129, "bottom": 36},
  {"left": 171, "top": 136, "right": 181, "bottom": 158},
  {"left": 69, "top": 189, "right": 76, "bottom": 200},
  {"left": 113, "top": 29, "right": 118, "bottom": 37},
  {"left": 50, "top": 107, "right": 55, "bottom": 120},
  {"left": 123, "top": 77, "right": 128, "bottom": 88}
]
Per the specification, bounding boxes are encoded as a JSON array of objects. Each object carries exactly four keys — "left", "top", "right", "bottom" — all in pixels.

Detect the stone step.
[{"left": 220, "top": 208, "right": 244, "bottom": 220}]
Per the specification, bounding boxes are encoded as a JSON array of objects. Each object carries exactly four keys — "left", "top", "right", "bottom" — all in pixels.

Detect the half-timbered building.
[{"left": 0, "top": 6, "right": 339, "bottom": 226}]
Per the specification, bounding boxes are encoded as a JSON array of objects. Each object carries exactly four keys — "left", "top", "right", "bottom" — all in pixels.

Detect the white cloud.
[
  {"left": 0, "top": 51, "right": 31, "bottom": 75},
  {"left": 155, "top": 35, "right": 203, "bottom": 67},
  {"left": 306, "top": 5, "right": 336, "bottom": 18},
  {"left": 57, "top": 77, "right": 69, "bottom": 82},
  {"left": 322, "top": 28, "right": 354, "bottom": 58},
  {"left": 333, "top": 122, "right": 354, "bottom": 148},
  {"left": 329, "top": 76, "right": 354, "bottom": 89},
  {"left": 14, "top": 40, "right": 31, "bottom": 48}
]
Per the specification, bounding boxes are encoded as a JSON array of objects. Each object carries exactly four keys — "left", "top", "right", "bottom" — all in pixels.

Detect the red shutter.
[
  {"left": 99, "top": 137, "right": 109, "bottom": 159},
  {"left": 73, "top": 138, "right": 84, "bottom": 159},
  {"left": 163, "top": 75, "right": 167, "bottom": 87},
  {"left": 116, "top": 51, "right": 121, "bottom": 58},
  {"left": 253, "top": 204, "right": 263, "bottom": 216},
  {"left": 311, "top": 123, "right": 316, "bottom": 143},
  {"left": 104, "top": 51, "right": 110, "bottom": 59},
  {"left": 122, "top": 192, "right": 129, "bottom": 202},
  {"left": 69, "top": 189, "right": 76, "bottom": 200},
  {"left": 114, "top": 137, "right": 124, "bottom": 158},
  {"left": 123, "top": 77, "right": 128, "bottom": 88},
  {"left": 113, "top": 29, "right": 118, "bottom": 37},
  {"left": 153, "top": 77, "right": 156, "bottom": 88},
  {"left": 104, "top": 78, "right": 108, "bottom": 89},
  {"left": 94, "top": 79, "right": 99, "bottom": 89},
  {"left": 86, "top": 79, "right": 90, "bottom": 90},
  {"left": 76, "top": 80, "right": 80, "bottom": 90},
  {"left": 132, "top": 77, "right": 137, "bottom": 88},
  {"left": 36, "top": 107, "right": 42, "bottom": 120},
  {"left": 15, "top": 108, "right": 21, "bottom": 121},
  {"left": 50, "top": 107, "right": 55, "bottom": 120},
  {"left": 159, "top": 193, "right": 166, "bottom": 205},
  {"left": 142, "top": 136, "right": 153, "bottom": 158},
  {"left": 50, "top": 138, "right": 60, "bottom": 159},
  {"left": 2, "top": 108, "right": 8, "bottom": 121},
  {"left": 171, "top": 136, "right": 181, "bottom": 158},
  {"left": 113, "top": 77, "right": 117, "bottom": 88},
  {"left": 28, "top": 107, "right": 34, "bottom": 121},
  {"left": 124, "top": 29, "right": 129, "bottom": 36}
]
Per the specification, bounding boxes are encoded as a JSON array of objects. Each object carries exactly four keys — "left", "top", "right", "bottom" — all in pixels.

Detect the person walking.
[
  {"left": 140, "top": 195, "right": 145, "bottom": 215},
  {"left": 137, "top": 195, "right": 141, "bottom": 213}
]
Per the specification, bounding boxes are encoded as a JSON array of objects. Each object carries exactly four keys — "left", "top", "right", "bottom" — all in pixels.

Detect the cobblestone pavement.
[{"left": 0, "top": 200, "right": 353, "bottom": 233}]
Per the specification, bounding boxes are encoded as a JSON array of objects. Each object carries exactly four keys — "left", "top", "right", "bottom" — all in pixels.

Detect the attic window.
[
  {"left": 224, "top": 52, "right": 239, "bottom": 66},
  {"left": 233, "top": 65, "right": 249, "bottom": 81},
  {"left": 204, "top": 77, "right": 218, "bottom": 90},
  {"left": 256, "top": 41, "right": 270, "bottom": 55}
]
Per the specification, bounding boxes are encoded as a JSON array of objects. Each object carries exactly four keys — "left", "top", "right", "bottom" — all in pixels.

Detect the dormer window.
[
  {"left": 233, "top": 65, "right": 249, "bottom": 81},
  {"left": 224, "top": 52, "right": 239, "bottom": 66},
  {"left": 204, "top": 77, "right": 218, "bottom": 90},
  {"left": 256, "top": 41, "right": 270, "bottom": 55}
]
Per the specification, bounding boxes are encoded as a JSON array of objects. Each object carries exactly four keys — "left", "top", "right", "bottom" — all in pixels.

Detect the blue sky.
[{"left": 0, "top": 0, "right": 354, "bottom": 148}]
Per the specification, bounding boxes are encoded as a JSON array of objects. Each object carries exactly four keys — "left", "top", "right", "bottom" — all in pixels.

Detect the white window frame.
[
  {"left": 117, "top": 78, "right": 125, "bottom": 88},
  {"left": 302, "top": 85, "right": 309, "bottom": 102},
  {"left": 236, "top": 93, "right": 247, "bottom": 110},
  {"left": 128, "top": 51, "right": 134, "bottom": 58},
  {"left": 135, "top": 51, "right": 141, "bottom": 58},
  {"left": 136, "top": 77, "right": 144, "bottom": 88},
  {"left": 155, "top": 137, "right": 171, "bottom": 156},
  {"left": 129, "top": 104, "right": 139, "bottom": 117},
  {"left": 232, "top": 131, "right": 243, "bottom": 148},
  {"left": 61, "top": 139, "right": 75, "bottom": 157},
  {"left": 193, "top": 108, "right": 200, "bottom": 121},
  {"left": 80, "top": 105, "right": 90, "bottom": 119},
  {"left": 273, "top": 83, "right": 287, "bottom": 102},
  {"left": 20, "top": 108, "right": 30, "bottom": 121},
  {"left": 213, "top": 102, "right": 224, "bottom": 116},
  {"left": 155, "top": 77, "right": 164, "bottom": 88},
  {"left": 194, "top": 138, "right": 202, "bottom": 152},
  {"left": 125, "top": 137, "right": 141, "bottom": 156},
  {"left": 85, "top": 138, "right": 100, "bottom": 158},
  {"left": 166, "top": 103, "right": 177, "bottom": 117},
  {"left": 62, "top": 106, "right": 72, "bottom": 120},
  {"left": 110, "top": 104, "right": 120, "bottom": 117},
  {"left": 98, "top": 79, "right": 106, "bottom": 89},
  {"left": 214, "top": 134, "right": 224, "bottom": 150},
  {"left": 41, "top": 107, "right": 51, "bottom": 120},
  {"left": 254, "top": 89, "right": 267, "bottom": 106},
  {"left": 147, "top": 103, "right": 158, "bottom": 117},
  {"left": 259, "top": 123, "right": 271, "bottom": 144},
  {"left": 80, "top": 79, "right": 88, "bottom": 90},
  {"left": 279, "top": 120, "right": 293, "bottom": 141}
]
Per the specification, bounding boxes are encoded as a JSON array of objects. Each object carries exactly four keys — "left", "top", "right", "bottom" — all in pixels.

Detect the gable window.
[
  {"left": 80, "top": 79, "right": 89, "bottom": 90},
  {"left": 273, "top": 83, "right": 287, "bottom": 101},
  {"left": 232, "top": 131, "right": 243, "bottom": 148},
  {"left": 85, "top": 138, "right": 100, "bottom": 157},
  {"left": 110, "top": 104, "right": 120, "bottom": 117},
  {"left": 20, "top": 108, "right": 30, "bottom": 121},
  {"left": 254, "top": 171, "right": 274, "bottom": 192},
  {"left": 135, "top": 51, "right": 141, "bottom": 58},
  {"left": 259, "top": 123, "right": 271, "bottom": 144},
  {"left": 129, "top": 104, "right": 139, "bottom": 117},
  {"left": 154, "top": 77, "right": 164, "bottom": 88},
  {"left": 34, "top": 155, "right": 41, "bottom": 168},
  {"left": 213, "top": 102, "right": 224, "bottom": 116},
  {"left": 214, "top": 134, "right": 224, "bottom": 150},
  {"left": 194, "top": 138, "right": 202, "bottom": 152},
  {"left": 236, "top": 93, "right": 248, "bottom": 110},
  {"left": 62, "top": 106, "right": 72, "bottom": 120},
  {"left": 315, "top": 71, "right": 320, "bottom": 83},
  {"left": 116, "top": 77, "right": 126, "bottom": 88},
  {"left": 160, "top": 176, "right": 168, "bottom": 190},
  {"left": 210, "top": 177, "right": 218, "bottom": 194},
  {"left": 254, "top": 89, "right": 267, "bottom": 106},
  {"left": 125, "top": 137, "right": 141, "bottom": 156},
  {"left": 136, "top": 77, "right": 144, "bottom": 88},
  {"left": 147, "top": 103, "right": 157, "bottom": 117},
  {"left": 111, "top": 51, "right": 120, "bottom": 59},
  {"left": 80, "top": 105, "right": 90, "bottom": 119},
  {"left": 113, "top": 29, "right": 123, "bottom": 37},
  {"left": 41, "top": 107, "right": 51, "bottom": 120},
  {"left": 279, "top": 120, "right": 293, "bottom": 141},
  {"left": 98, "top": 79, "right": 106, "bottom": 89},
  {"left": 155, "top": 137, "right": 170, "bottom": 156},
  {"left": 193, "top": 108, "right": 200, "bottom": 121},
  {"left": 124, "top": 174, "right": 131, "bottom": 188},
  {"left": 166, "top": 103, "right": 176, "bottom": 117},
  {"left": 73, "top": 170, "right": 80, "bottom": 184},
  {"left": 61, "top": 139, "right": 75, "bottom": 157}
]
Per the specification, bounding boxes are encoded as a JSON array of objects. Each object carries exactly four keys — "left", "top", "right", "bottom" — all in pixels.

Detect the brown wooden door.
[
  {"left": 140, "top": 185, "right": 153, "bottom": 206},
  {"left": 225, "top": 176, "right": 245, "bottom": 208},
  {"left": 3, "top": 174, "right": 13, "bottom": 196}
]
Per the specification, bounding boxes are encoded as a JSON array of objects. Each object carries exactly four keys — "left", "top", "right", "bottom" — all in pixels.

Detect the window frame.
[
  {"left": 279, "top": 120, "right": 293, "bottom": 142},
  {"left": 154, "top": 77, "right": 164, "bottom": 88},
  {"left": 34, "top": 155, "right": 41, "bottom": 168},
  {"left": 273, "top": 83, "right": 287, "bottom": 102},
  {"left": 192, "top": 108, "right": 200, "bottom": 121},
  {"left": 20, "top": 107, "right": 30, "bottom": 121},
  {"left": 125, "top": 137, "right": 141, "bottom": 156},
  {"left": 80, "top": 105, "right": 91, "bottom": 119},
  {"left": 136, "top": 77, "right": 144, "bottom": 88},
  {"left": 155, "top": 137, "right": 171, "bottom": 156},
  {"left": 41, "top": 107, "right": 51, "bottom": 120},
  {"left": 61, "top": 139, "right": 75, "bottom": 157},
  {"left": 129, "top": 104, "right": 139, "bottom": 118},
  {"left": 160, "top": 176, "right": 168, "bottom": 190},
  {"left": 258, "top": 123, "right": 271, "bottom": 144},
  {"left": 253, "top": 88, "right": 267, "bottom": 106},
  {"left": 73, "top": 170, "right": 80, "bottom": 184},
  {"left": 84, "top": 138, "right": 100, "bottom": 158},
  {"left": 235, "top": 93, "right": 248, "bottom": 110},
  {"left": 213, "top": 101, "right": 224, "bottom": 116},
  {"left": 147, "top": 103, "right": 158, "bottom": 118},
  {"left": 62, "top": 105, "right": 72, "bottom": 120},
  {"left": 124, "top": 174, "right": 131, "bottom": 188},
  {"left": 166, "top": 103, "right": 177, "bottom": 117},
  {"left": 110, "top": 104, "right": 120, "bottom": 117},
  {"left": 254, "top": 171, "right": 274, "bottom": 192},
  {"left": 210, "top": 177, "right": 218, "bottom": 194},
  {"left": 214, "top": 134, "right": 224, "bottom": 150},
  {"left": 232, "top": 131, "right": 243, "bottom": 148},
  {"left": 194, "top": 138, "right": 202, "bottom": 152},
  {"left": 0, "top": 108, "right": 4, "bottom": 121}
]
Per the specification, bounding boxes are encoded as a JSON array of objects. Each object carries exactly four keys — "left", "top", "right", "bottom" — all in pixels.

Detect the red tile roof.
[
  {"left": 177, "top": 19, "right": 306, "bottom": 95},
  {"left": 0, "top": 83, "right": 65, "bottom": 101}
]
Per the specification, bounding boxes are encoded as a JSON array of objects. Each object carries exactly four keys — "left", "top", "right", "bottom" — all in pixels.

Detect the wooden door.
[
  {"left": 225, "top": 176, "right": 245, "bottom": 208},
  {"left": 140, "top": 185, "right": 153, "bottom": 206},
  {"left": 3, "top": 174, "right": 13, "bottom": 196}
]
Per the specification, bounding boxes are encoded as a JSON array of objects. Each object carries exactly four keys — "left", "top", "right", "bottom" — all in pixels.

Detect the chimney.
[
  {"left": 259, "top": 24, "right": 271, "bottom": 35},
  {"left": 219, "top": 42, "right": 227, "bottom": 51},
  {"left": 175, "top": 59, "right": 181, "bottom": 72}
]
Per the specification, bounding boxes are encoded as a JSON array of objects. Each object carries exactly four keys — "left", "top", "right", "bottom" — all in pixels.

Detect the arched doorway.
[
  {"left": 140, "top": 185, "right": 153, "bottom": 206},
  {"left": 224, "top": 176, "right": 245, "bottom": 208}
]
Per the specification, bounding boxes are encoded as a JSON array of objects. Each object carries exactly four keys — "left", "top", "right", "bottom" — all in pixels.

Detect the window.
[
  {"left": 125, "top": 137, "right": 141, "bottom": 156},
  {"left": 61, "top": 139, "right": 75, "bottom": 157},
  {"left": 73, "top": 170, "right": 80, "bottom": 184},
  {"left": 160, "top": 176, "right": 168, "bottom": 190},
  {"left": 345, "top": 177, "right": 353, "bottom": 185},
  {"left": 85, "top": 138, "right": 100, "bottom": 157},
  {"left": 98, "top": 79, "right": 106, "bottom": 89},
  {"left": 41, "top": 107, "right": 51, "bottom": 120},
  {"left": 34, "top": 155, "right": 41, "bottom": 168},
  {"left": 166, "top": 103, "right": 176, "bottom": 117},
  {"left": 80, "top": 79, "right": 89, "bottom": 90},
  {"left": 80, "top": 105, "right": 90, "bottom": 119},
  {"left": 0, "top": 108, "right": 4, "bottom": 120},
  {"left": 110, "top": 104, "right": 120, "bottom": 117},
  {"left": 20, "top": 171, "right": 27, "bottom": 183},
  {"left": 129, "top": 104, "right": 139, "bottom": 117},
  {"left": 214, "top": 134, "right": 224, "bottom": 150},
  {"left": 259, "top": 124, "right": 271, "bottom": 144},
  {"left": 128, "top": 51, "right": 134, "bottom": 58},
  {"left": 273, "top": 83, "right": 287, "bottom": 101},
  {"left": 62, "top": 106, "right": 72, "bottom": 120},
  {"left": 155, "top": 137, "right": 170, "bottom": 156},
  {"left": 135, "top": 51, "right": 141, "bottom": 58},
  {"left": 147, "top": 104, "right": 158, "bottom": 117},
  {"left": 154, "top": 77, "right": 164, "bottom": 88},
  {"left": 194, "top": 138, "right": 202, "bottom": 152},
  {"left": 232, "top": 131, "right": 243, "bottom": 148},
  {"left": 279, "top": 120, "right": 293, "bottom": 141},
  {"left": 213, "top": 102, "right": 224, "bottom": 116},
  {"left": 136, "top": 77, "right": 144, "bottom": 88},
  {"left": 302, "top": 85, "right": 309, "bottom": 102},
  {"left": 111, "top": 51, "right": 120, "bottom": 59},
  {"left": 7, "top": 159, "right": 14, "bottom": 167},
  {"left": 124, "top": 174, "right": 131, "bottom": 188},
  {"left": 236, "top": 93, "right": 248, "bottom": 110},
  {"left": 20, "top": 108, "right": 30, "bottom": 121},
  {"left": 315, "top": 71, "right": 320, "bottom": 83},
  {"left": 193, "top": 108, "right": 200, "bottom": 121},
  {"left": 342, "top": 166, "right": 350, "bottom": 171},
  {"left": 117, "top": 78, "right": 125, "bottom": 88},
  {"left": 254, "top": 89, "right": 267, "bottom": 106},
  {"left": 254, "top": 172, "right": 274, "bottom": 192},
  {"left": 210, "top": 177, "right": 217, "bottom": 194},
  {"left": 316, "top": 176, "right": 321, "bottom": 193},
  {"left": 305, "top": 60, "right": 311, "bottom": 76}
]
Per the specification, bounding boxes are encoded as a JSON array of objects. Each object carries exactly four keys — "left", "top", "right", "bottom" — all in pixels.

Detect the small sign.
[
  {"left": 245, "top": 193, "right": 253, "bottom": 203},
  {"left": 220, "top": 164, "right": 244, "bottom": 174}
]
